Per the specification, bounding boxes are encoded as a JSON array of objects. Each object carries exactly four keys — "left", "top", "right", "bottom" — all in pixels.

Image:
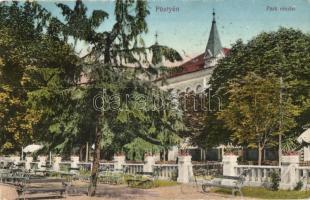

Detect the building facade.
[
  {"left": 156, "top": 10, "right": 230, "bottom": 161},
  {"left": 155, "top": 10, "right": 229, "bottom": 94}
]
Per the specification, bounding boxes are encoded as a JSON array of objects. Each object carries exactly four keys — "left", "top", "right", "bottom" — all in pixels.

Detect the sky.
[{"left": 39, "top": 0, "right": 310, "bottom": 59}]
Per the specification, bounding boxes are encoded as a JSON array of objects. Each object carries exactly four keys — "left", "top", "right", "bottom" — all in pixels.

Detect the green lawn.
[
  {"left": 125, "top": 176, "right": 178, "bottom": 189},
  {"left": 153, "top": 179, "right": 179, "bottom": 187},
  {"left": 212, "top": 187, "right": 310, "bottom": 199}
]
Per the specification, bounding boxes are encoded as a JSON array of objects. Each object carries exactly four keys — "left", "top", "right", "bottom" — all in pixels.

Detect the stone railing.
[
  {"left": 77, "top": 162, "right": 115, "bottom": 172},
  {"left": 78, "top": 162, "right": 92, "bottom": 171},
  {"left": 222, "top": 154, "right": 301, "bottom": 190},
  {"left": 100, "top": 162, "right": 115, "bottom": 171},
  {"left": 9, "top": 153, "right": 307, "bottom": 189},
  {"left": 235, "top": 165, "right": 281, "bottom": 187},
  {"left": 296, "top": 166, "right": 310, "bottom": 187},
  {"left": 123, "top": 163, "right": 144, "bottom": 174},
  {"left": 8, "top": 154, "right": 194, "bottom": 183},
  {"left": 154, "top": 164, "right": 178, "bottom": 180}
]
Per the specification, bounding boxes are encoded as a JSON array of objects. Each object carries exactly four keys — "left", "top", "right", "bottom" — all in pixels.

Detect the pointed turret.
[{"left": 205, "top": 9, "right": 222, "bottom": 58}]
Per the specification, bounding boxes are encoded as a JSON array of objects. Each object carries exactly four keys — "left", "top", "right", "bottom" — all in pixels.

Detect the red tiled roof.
[
  {"left": 168, "top": 53, "right": 205, "bottom": 78},
  {"left": 166, "top": 48, "right": 230, "bottom": 79},
  {"left": 222, "top": 48, "right": 230, "bottom": 56}
]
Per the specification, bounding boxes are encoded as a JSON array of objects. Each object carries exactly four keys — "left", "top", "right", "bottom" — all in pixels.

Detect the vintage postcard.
[{"left": 0, "top": 0, "right": 309, "bottom": 199}]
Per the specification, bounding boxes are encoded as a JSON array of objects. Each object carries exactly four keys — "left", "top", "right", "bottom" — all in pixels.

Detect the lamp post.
[{"left": 279, "top": 76, "right": 284, "bottom": 166}]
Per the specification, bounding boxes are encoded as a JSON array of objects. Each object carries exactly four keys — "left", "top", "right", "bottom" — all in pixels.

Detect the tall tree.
[
  {"left": 49, "top": 0, "right": 183, "bottom": 195},
  {"left": 1, "top": 1, "right": 183, "bottom": 196},
  {"left": 0, "top": 2, "right": 60, "bottom": 154},
  {"left": 218, "top": 73, "right": 300, "bottom": 165},
  {"left": 210, "top": 28, "right": 310, "bottom": 139},
  {"left": 187, "top": 28, "right": 310, "bottom": 152}
]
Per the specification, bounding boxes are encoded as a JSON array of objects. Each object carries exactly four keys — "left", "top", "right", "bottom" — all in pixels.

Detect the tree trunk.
[
  {"left": 258, "top": 146, "right": 263, "bottom": 166},
  {"left": 104, "top": 38, "right": 111, "bottom": 64},
  {"left": 88, "top": 126, "right": 102, "bottom": 196}
]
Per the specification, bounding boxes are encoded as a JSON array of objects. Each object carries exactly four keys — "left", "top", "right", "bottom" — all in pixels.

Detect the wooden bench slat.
[
  {"left": 219, "top": 176, "right": 243, "bottom": 180},
  {"left": 203, "top": 183, "right": 238, "bottom": 189},
  {"left": 22, "top": 188, "right": 66, "bottom": 193}
]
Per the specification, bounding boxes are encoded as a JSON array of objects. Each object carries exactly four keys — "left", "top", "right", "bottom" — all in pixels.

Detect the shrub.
[
  {"left": 270, "top": 171, "right": 281, "bottom": 191},
  {"left": 294, "top": 181, "right": 303, "bottom": 191}
]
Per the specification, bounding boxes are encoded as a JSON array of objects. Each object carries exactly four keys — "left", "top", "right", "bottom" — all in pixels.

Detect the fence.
[
  {"left": 224, "top": 154, "right": 304, "bottom": 190},
  {"left": 123, "top": 163, "right": 144, "bottom": 174},
  {"left": 154, "top": 164, "right": 178, "bottom": 180},
  {"left": 6, "top": 154, "right": 308, "bottom": 189},
  {"left": 297, "top": 166, "right": 310, "bottom": 188},
  {"left": 235, "top": 165, "right": 281, "bottom": 187}
]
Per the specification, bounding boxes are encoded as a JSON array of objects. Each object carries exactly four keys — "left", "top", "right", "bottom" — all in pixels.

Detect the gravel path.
[{"left": 0, "top": 183, "right": 255, "bottom": 200}]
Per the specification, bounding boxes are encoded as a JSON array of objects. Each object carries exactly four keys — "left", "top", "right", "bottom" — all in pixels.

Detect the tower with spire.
[
  {"left": 204, "top": 9, "right": 224, "bottom": 67},
  {"left": 155, "top": 8, "right": 229, "bottom": 94},
  {"left": 154, "top": 9, "right": 230, "bottom": 160}
]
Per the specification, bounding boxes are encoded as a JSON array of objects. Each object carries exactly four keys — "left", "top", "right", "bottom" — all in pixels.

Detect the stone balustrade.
[
  {"left": 154, "top": 164, "right": 178, "bottom": 180},
  {"left": 235, "top": 165, "right": 281, "bottom": 187},
  {"left": 296, "top": 166, "right": 310, "bottom": 188},
  {"left": 123, "top": 163, "right": 144, "bottom": 174},
  {"left": 14, "top": 154, "right": 309, "bottom": 189}
]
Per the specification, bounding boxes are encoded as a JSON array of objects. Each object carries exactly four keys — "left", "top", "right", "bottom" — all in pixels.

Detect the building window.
[
  {"left": 196, "top": 85, "right": 202, "bottom": 93},
  {"left": 185, "top": 87, "right": 191, "bottom": 93}
]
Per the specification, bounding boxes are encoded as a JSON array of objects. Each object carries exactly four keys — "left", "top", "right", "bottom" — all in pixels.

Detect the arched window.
[
  {"left": 196, "top": 85, "right": 203, "bottom": 93},
  {"left": 185, "top": 87, "right": 191, "bottom": 93}
]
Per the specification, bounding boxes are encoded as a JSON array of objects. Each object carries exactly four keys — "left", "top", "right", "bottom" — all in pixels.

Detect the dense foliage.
[
  {"left": 218, "top": 73, "right": 300, "bottom": 165},
  {"left": 0, "top": 0, "right": 183, "bottom": 195},
  {"left": 187, "top": 28, "right": 310, "bottom": 151}
]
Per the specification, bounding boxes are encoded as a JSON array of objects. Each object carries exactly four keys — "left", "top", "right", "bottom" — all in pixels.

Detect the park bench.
[
  {"left": 0, "top": 168, "right": 29, "bottom": 185},
  {"left": 17, "top": 178, "right": 69, "bottom": 200},
  {"left": 58, "top": 167, "right": 85, "bottom": 182},
  {"left": 126, "top": 171, "right": 158, "bottom": 188},
  {"left": 201, "top": 170, "right": 248, "bottom": 196}
]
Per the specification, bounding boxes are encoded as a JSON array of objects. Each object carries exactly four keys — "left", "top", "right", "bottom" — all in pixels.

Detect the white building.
[
  {"left": 155, "top": 10, "right": 229, "bottom": 94},
  {"left": 155, "top": 10, "right": 230, "bottom": 161}
]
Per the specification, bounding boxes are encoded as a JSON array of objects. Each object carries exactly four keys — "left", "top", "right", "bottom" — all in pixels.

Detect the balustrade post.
[
  {"left": 113, "top": 155, "right": 126, "bottom": 171},
  {"left": 251, "top": 168, "right": 255, "bottom": 182},
  {"left": 222, "top": 155, "right": 239, "bottom": 186},
  {"left": 280, "top": 155, "right": 299, "bottom": 190},
  {"left": 25, "top": 156, "right": 33, "bottom": 170},
  {"left": 53, "top": 156, "right": 62, "bottom": 172},
  {"left": 257, "top": 168, "right": 262, "bottom": 183},
  {"left": 222, "top": 155, "right": 238, "bottom": 176},
  {"left": 38, "top": 156, "right": 47, "bottom": 170},
  {"left": 177, "top": 155, "right": 193, "bottom": 183},
  {"left": 71, "top": 156, "right": 79, "bottom": 173},
  {"left": 143, "top": 155, "right": 156, "bottom": 173},
  {"left": 263, "top": 168, "right": 267, "bottom": 182}
]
